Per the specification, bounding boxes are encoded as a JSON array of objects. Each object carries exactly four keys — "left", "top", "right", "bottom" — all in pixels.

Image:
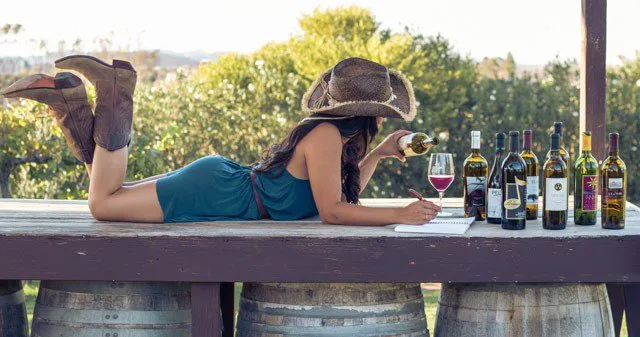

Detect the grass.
[{"left": 22, "top": 282, "right": 627, "bottom": 336}]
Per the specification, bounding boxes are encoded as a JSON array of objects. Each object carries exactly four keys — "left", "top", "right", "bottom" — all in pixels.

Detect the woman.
[{"left": 1, "top": 56, "right": 440, "bottom": 225}]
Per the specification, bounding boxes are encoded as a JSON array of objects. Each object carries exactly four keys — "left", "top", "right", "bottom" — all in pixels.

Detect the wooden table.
[{"left": 1, "top": 198, "right": 640, "bottom": 336}]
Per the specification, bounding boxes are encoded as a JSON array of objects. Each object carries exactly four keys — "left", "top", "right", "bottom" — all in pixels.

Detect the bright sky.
[{"left": 0, "top": 0, "right": 638, "bottom": 65}]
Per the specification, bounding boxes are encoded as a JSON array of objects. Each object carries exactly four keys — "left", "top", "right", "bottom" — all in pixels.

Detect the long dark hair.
[{"left": 253, "top": 113, "right": 379, "bottom": 203}]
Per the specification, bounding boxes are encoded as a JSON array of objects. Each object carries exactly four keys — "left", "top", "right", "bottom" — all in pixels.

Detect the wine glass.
[{"left": 428, "top": 153, "right": 455, "bottom": 217}]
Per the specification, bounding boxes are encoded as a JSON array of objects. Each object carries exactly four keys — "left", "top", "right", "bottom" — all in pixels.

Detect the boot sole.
[
  {"left": 1, "top": 73, "right": 82, "bottom": 97},
  {"left": 55, "top": 55, "right": 136, "bottom": 73}
]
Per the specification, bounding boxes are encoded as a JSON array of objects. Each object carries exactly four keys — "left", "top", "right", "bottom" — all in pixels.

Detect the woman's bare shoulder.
[{"left": 302, "top": 122, "right": 342, "bottom": 146}]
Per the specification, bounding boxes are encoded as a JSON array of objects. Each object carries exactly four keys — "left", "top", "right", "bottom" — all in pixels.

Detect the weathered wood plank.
[
  {"left": 191, "top": 283, "right": 222, "bottom": 337},
  {"left": 0, "top": 234, "right": 639, "bottom": 282},
  {"left": 0, "top": 199, "right": 639, "bottom": 239},
  {"left": 580, "top": 0, "right": 607, "bottom": 160}
]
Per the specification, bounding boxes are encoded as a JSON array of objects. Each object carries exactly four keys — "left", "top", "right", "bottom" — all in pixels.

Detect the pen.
[{"left": 408, "top": 188, "right": 424, "bottom": 200}]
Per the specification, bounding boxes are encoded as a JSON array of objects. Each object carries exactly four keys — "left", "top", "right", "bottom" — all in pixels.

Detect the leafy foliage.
[{"left": 1, "top": 7, "right": 639, "bottom": 203}]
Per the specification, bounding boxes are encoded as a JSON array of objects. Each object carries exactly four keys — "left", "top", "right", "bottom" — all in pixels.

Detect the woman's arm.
[
  {"left": 304, "top": 124, "right": 438, "bottom": 226},
  {"left": 358, "top": 130, "right": 410, "bottom": 191},
  {"left": 122, "top": 173, "right": 168, "bottom": 187}
]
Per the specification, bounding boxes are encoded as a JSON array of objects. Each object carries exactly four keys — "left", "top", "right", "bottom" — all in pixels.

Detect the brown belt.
[{"left": 250, "top": 171, "right": 270, "bottom": 219}]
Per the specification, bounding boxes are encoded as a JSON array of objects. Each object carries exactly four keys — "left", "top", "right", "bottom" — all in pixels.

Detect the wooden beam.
[{"left": 580, "top": 0, "right": 607, "bottom": 160}]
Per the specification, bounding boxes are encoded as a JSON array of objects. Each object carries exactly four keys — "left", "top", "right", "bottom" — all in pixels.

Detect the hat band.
[
  {"left": 299, "top": 115, "right": 355, "bottom": 123},
  {"left": 312, "top": 79, "right": 397, "bottom": 109}
]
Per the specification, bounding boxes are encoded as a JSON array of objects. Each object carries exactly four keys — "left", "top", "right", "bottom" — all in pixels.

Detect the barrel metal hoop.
[
  {"left": 31, "top": 324, "right": 191, "bottom": 337},
  {"left": 33, "top": 305, "right": 192, "bottom": 325}
]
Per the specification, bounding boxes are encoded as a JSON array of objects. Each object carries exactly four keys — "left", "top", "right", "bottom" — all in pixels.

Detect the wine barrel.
[
  {"left": 237, "top": 282, "right": 429, "bottom": 337},
  {"left": 435, "top": 283, "right": 614, "bottom": 337},
  {"left": 0, "top": 280, "right": 28, "bottom": 337},
  {"left": 31, "top": 281, "right": 192, "bottom": 337}
]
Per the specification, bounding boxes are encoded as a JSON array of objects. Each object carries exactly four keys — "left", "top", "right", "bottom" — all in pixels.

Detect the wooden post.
[
  {"left": 192, "top": 283, "right": 222, "bottom": 337},
  {"left": 580, "top": 0, "right": 607, "bottom": 160},
  {"left": 221, "top": 282, "right": 235, "bottom": 337}
]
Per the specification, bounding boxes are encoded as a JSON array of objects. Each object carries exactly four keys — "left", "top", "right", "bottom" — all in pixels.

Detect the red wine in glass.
[
  {"left": 428, "top": 153, "right": 455, "bottom": 216},
  {"left": 428, "top": 175, "right": 454, "bottom": 192}
]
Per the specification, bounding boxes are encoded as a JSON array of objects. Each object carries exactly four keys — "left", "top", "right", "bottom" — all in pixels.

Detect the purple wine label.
[{"left": 581, "top": 175, "right": 597, "bottom": 211}]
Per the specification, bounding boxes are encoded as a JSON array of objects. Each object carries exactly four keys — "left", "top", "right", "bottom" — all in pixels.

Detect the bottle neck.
[
  {"left": 609, "top": 149, "right": 619, "bottom": 157},
  {"left": 472, "top": 148, "right": 481, "bottom": 155}
]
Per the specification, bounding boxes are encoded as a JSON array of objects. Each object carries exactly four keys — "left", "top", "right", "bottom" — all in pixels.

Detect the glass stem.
[{"left": 438, "top": 192, "right": 444, "bottom": 211}]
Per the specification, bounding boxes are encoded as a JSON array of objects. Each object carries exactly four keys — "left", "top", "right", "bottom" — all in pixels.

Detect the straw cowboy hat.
[{"left": 301, "top": 57, "right": 417, "bottom": 122}]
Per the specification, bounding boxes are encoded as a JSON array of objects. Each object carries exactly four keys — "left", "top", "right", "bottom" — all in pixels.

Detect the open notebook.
[{"left": 393, "top": 217, "right": 475, "bottom": 235}]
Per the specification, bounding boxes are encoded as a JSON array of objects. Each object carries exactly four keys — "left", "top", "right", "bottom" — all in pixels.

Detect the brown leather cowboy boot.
[
  {"left": 55, "top": 55, "right": 136, "bottom": 151},
  {"left": 1, "top": 72, "right": 95, "bottom": 163}
]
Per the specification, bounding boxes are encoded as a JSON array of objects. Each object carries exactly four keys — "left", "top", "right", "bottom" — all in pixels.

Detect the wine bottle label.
[
  {"left": 466, "top": 177, "right": 487, "bottom": 207},
  {"left": 487, "top": 188, "right": 502, "bottom": 218},
  {"left": 581, "top": 175, "right": 598, "bottom": 211},
  {"left": 545, "top": 178, "right": 568, "bottom": 211},
  {"left": 608, "top": 178, "right": 623, "bottom": 189},
  {"left": 398, "top": 136, "right": 416, "bottom": 156},
  {"left": 504, "top": 177, "right": 526, "bottom": 220},
  {"left": 526, "top": 176, "right": 539, "bottom": 206},
  {"left": 604, "top": 177, "right": 624, "bottom": 200}
]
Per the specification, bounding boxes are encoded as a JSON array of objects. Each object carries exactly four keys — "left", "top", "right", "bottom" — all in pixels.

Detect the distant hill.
[{"left": 0, "top": 50, "right": 227, "bottom": 74}]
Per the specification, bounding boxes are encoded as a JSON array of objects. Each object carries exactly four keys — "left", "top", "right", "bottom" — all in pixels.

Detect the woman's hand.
[
  {"left": 372, "top": 130, "right": 412, "bottom": 162},
  {"left": 394, "top": 200, "right": 442, "bottom": 225}
]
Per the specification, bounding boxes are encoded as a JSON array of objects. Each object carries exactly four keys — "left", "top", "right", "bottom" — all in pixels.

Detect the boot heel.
[{"left": 113, "top": 59, "right": 135, "bottom": 72}]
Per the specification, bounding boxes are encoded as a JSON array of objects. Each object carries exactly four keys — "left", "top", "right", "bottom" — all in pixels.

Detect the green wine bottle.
[
  {"left": 463, "top": 131, "right": 488, "bottom": 221},
  {"left": 574, "top": 132, "right": 598, "bottom": 225},
  {"left": 543, "top": 133, "right": 568, "bottom": 230},
  {"left": 601, "top": 132, "right": 627, "bottom": 229},
  {"left": 521, "top": 130, "right": 539, "bottom": 220},
  {"left": 397, "top": 132, "right": 439, "bottom": 157}
]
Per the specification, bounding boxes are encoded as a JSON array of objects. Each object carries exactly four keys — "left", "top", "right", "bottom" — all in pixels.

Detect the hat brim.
[{"left": 301, "top": 67, "right": 417, "bottom": 122}]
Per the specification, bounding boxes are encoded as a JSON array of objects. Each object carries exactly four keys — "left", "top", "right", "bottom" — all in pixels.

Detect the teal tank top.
[
  {"left": 254, "top": 168, "right": 318, "bottom": 220},
  {"left": 156, "top": 155, "right": 318, "bottom": 222}
]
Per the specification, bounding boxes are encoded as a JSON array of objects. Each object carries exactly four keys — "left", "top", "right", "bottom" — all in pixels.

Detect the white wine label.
[
  {"left": 545, "top": 177, "right": 568, "bottom": 211},
  {"left": 608, "top": 178, "right": 623, "bottom": 189},
  {"left": 487, "top": 188, "right": 502, "bottom": 218},
  {"left": 466, "top": 177, "right": 487, "bottom": 207},
  {"left": 504, "top": 177, "right": 526, "bottom": 220},
  {"left": 398, "top": 136, "right": 417, "bottom": 157},
  {"left": 526, "top": 176, "right": 539, "bottom": 206}
]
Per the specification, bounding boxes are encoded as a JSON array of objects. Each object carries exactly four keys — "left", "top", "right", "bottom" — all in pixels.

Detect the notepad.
[{"left": 393, "top": 217, "right": 475, "bottom": 235}]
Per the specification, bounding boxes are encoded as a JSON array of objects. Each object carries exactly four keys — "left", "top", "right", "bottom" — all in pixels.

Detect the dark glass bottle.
[
  {"left": 521, "top": 130, "right": 539, "bottom": 220},
  {"left": 487, "top": 133, "right": 506, "bottom": 224},
  {"left": 543, "top": 133, "right": 568, "bottom": 230},
  {"left": 574, "top": 132, "right": 598, "bottom": 225},
  {"left": 501, "top": 131, "right": 527, "bottom": 230},
  {"left": 463, "top": 131, "right": 488, "bottom": 220},
  {"left": 601, "top": 133, "right": 627, "bottom": 229}
]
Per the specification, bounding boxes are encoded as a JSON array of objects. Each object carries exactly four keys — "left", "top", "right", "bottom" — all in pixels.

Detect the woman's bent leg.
[{"left": 88, "top": 146, "right": 163, "bottom": 222}]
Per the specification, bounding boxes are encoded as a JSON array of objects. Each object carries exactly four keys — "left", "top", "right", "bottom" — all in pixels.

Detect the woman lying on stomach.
[{"left": 1, "top": 56, "right": 440, "bottom": 225}]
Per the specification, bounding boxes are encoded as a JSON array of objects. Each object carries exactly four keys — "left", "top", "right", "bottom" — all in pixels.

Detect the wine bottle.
[
  {"left": 487, "top": 133, "right": 506, "bottom": 224},
  {"left": 601, "top": 132, "right": 627, "bottom": 229},
  {"left": 521, "top": 130, "right": 539, "bottom": 220},
  {"left": 574, "top": 132, "right": 598, "bottom": 225},
  {"left": 546, "top": 122, "right": 570, "bottom": 191},
  {"left": 501, "top": 131, "right": 527, "bottom": 230},
  {"left": 543, "top": 133, "right": 568, "bottom": 229},
  {"left": 463, "top": 131, "right": 488, "bottom": 221},
  {"left": 397, "top": 132, "right": 439, "bottom": 157}
]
